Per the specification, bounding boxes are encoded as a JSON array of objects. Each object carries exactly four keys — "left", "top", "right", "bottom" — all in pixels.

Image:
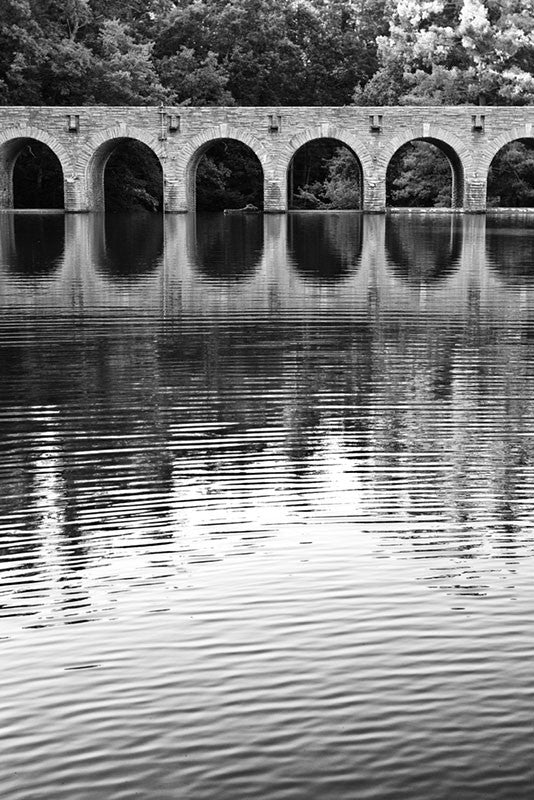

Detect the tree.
[
  {"left": 387, "top": 142, "right": 452, "bottom": 206},
  {"left": 104, "top": 141, "right": 163, "bottom": 212},
  {"left": 322, "top": 146, "right": 362, "bottom": 208},
  {"left": 196, "top": 141, "right": 263, "bottom": 210},
  {"left": 0, "top": 0, "right": 46, "bottom": 103},
  {"left": 88, "top": 19, "right": 164, "bottom": 105},
  {"left": 158, "top": 47, "right": 234, "bottom": 105},
  {"left": 487, "top": 142, "right": 534, "bottom": 206},
  {"left": 291, "top": 144, "right": 361, "bottom": 209},
  {"left": 355, "top": 0, "right": 534, "bottom": 105},
  {"left": 154, "top": 0, "right": 385, "bottom": 106}
]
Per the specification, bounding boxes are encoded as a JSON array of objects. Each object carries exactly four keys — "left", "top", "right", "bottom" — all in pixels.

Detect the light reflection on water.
[{"left": 0, "top": 212, "right": 533, "bottom": 800}]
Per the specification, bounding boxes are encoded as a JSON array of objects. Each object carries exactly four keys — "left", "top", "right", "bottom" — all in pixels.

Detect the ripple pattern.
[{"left": 0, "top": 213, "right": 533, "bottom": 800}]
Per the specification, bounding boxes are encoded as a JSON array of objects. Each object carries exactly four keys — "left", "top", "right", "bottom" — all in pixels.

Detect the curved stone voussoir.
[
  {"left": 0, "top": 124, "right": 73, "bottom": 174},
  {"left": 178, "top": 126, "right": 270, "bottom": 172},
  {"left": 482, "top": 124, "right": 534, "bottom": 173},
  {"left": 286, "top": 126, "right": 373, "bottom": 174}
]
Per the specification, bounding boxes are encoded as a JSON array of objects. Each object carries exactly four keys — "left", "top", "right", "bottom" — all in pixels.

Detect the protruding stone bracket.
[
  {"left": 67, "top": 114, "right": 80, "bottom": 133},
  {"left": 370, "top": 114, "right": 382, "bottom": 133},
  {"left": 168, "top": 114, "right": 180, "bottom": 133},
  {"left": 268, "top": 114, "right": 282, "bottom": 133},
  {"left": 158, "top": 105, "right": 181, "bottom": 140},
  {"left": 472, "top": 114, "right": 485, "bottom": 133}
]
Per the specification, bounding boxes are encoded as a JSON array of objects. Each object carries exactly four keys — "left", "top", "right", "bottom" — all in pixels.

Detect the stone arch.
[
  {"left": 82, "top": 125, "right": 165, "bottom": 212},
  {"left": 383, "top": 126, "right": 471, "bottom": 209},
  {"left": 180, "top": 126, "right": 269, "bottom": 211},
  {"left": 483, "top": 125, "right": 534, "bottom": 207},
  {"left": 285, "top": 125, "right": 372, "bottom": 209},
  {"left": 0, "top": 125, "right": 72, "bottom": 209},
  {"left": 482, "top": 125, "right": 534, "bottom": 175}
]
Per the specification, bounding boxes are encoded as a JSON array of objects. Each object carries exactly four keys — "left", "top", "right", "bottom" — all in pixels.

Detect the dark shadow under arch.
[
  {"left": 386, "top": 216, "right": 462, "bottom": 286},
  {"left": 194, "top": 139, "right": 264, "bottom": 211},
  {"left": 11, "top": 139, "right": 64, "bottom": 209},
  {"left": 288, "top": 138, "right": 363, "bottom": 210},
  {"left": 90, "top": 138, "right": 163, "bottom": 213},
  {"left": 386, "top": 138, "right": 464, "bottom": 209},
  {"left": 288, "top": 212, "right": 363, "bottom": 282},
  {"left": 193, "top": 214, "right": 263, "bottom": 281},
  {"left": 487, "top": 139, "right": 534, "bottom": 207}
]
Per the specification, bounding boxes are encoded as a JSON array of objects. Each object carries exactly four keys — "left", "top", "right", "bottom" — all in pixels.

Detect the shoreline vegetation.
[{"left": 3, "top": 1, "right": 534, "bottom": 211}]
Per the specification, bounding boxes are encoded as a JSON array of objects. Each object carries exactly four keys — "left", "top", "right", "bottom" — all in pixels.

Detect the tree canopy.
[
  {"left": 2, "top": 1, "right": 534, "bottom": 108},
  {"left": 0, "top": 0, "right": 387, "bottom": 106},
  {"left": 355, "top": 0, "right": 534, "bottom": 105}
]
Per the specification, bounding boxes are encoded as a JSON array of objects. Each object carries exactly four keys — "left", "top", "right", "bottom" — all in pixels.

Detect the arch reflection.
[
  {"left": 386, "top": 216, "right": 462, "bottom": 286},
  {"left": 287, "top": 213, "right": 362, "bottom": 282},
  {"left": 96, "top": 214, "right": 164, "bottom": 281},
  {"left": 486, "top": 218, "right": 534, "bottom": 285},
  {"left": 3, "top": 213, "right": 65, "bottom": 276},
  {"left": 192, "top": 214, "right": 263, "bottom": 281}
]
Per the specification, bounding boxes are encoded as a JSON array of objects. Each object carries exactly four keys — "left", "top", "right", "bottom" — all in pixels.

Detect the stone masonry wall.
[{"left": 1, "top": 105, "right": 534, "bottom": 212}]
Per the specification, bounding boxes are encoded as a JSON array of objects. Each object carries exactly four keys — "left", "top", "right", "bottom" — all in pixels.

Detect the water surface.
[{"left": 1, "top": 211, "right": 533, "bottom": 800}]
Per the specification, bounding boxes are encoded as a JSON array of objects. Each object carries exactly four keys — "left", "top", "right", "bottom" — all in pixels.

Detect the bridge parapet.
[{"left": 0, "top": 105, "right": 533, "bottom": 212}]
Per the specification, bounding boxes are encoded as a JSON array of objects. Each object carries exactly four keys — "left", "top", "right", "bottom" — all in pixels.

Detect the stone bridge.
[{"left": 0, "top": 105, "right": 533, "bottom": 212}]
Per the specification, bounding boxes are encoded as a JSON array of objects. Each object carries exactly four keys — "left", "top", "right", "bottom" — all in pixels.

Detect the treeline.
[
  {"left": 3, "top": 1, "right": 534, "bottom": 209},
  {"left": 0, "top": 0, "right": 384, "bottom": 106}
]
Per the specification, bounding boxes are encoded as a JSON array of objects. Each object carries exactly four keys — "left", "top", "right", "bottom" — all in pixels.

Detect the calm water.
[{"left": 1, "top": 211, "right": 533, "bottom": 800}]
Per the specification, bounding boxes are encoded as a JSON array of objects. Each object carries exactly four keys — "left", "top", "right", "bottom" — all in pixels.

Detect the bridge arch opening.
[
  {"left": 487, "top": 139, "right": 534, "bottom": 207},
  {"left": 89, "top": 138, "right": 163, "bottom": 213},
  {"left": 0, "top": 139, "right": 64, "bottom": 209},
  {"left": 386, "top": 138, "right": 464, "bottom": 209},
  {"left": 192, "top": 139, "right": 263, "bottom": 212},
  {"left": 288, "top": 139, "right": 362, "bottom": 210}
]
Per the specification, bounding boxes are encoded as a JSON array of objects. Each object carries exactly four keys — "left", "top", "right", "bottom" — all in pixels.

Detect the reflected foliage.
[
  {"left": 196, "top": 140, "right": 263, "bottom": 211},
  {"left": 14, "top": 141, "right": 63, "bottom": 209},
  {"left": 104, "top": 140, "right": 163, "bottom": 212},
  {"left": 193, "top": 214, "right": 263, "bottom": 280},
  {"left": 488, "top": 141, "right": 534, "bottom": 207},
  {"left": 288, "top": 212, "right": 362, "bottom": 282},
  {"left": 98, "top": 214, "right": 164, "bottom": 280},
  {"left": 386, "top": 217, "right": 461, "bottom": 285},
  {"left": 387, "top": 141, "right": 452, "bottom": 208},
  {"left": 486, "top": 218, "right": 534, "bottom": 285},
  {"left": 6, "top": 214, "right": 64, "bottom": 275}
]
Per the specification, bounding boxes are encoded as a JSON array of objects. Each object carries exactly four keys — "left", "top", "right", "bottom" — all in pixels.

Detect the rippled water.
[{"left": 1, "top": 211, "right": 533, "bottom": 800}]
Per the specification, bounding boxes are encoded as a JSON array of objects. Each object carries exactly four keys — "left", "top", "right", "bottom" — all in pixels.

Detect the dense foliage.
[
  {"left": 3, "top": 0, "right": 534, "bottom": 208},
  {"left": 0, "top": 0, "right": 385, "bottom": 106}
]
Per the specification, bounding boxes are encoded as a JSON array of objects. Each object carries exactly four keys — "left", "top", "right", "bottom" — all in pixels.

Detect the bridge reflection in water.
[
  {"left": 1, "top": 210, "right": 534, "bottom": 800},
  {"left": 1, "top": 211, "right": 534, "bottom": 317}
]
